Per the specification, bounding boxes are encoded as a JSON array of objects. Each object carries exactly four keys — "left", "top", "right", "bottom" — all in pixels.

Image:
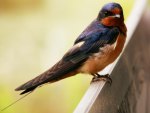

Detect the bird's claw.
[{"left": 91, "top": 74, "right": 112, "bottom": 85}]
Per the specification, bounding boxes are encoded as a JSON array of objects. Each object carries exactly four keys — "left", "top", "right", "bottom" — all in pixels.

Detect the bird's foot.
[{"left": 91, "top": 73, "right": 112, "bottom": 85}]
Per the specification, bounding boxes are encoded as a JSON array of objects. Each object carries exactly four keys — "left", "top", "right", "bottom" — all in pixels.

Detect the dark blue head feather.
[
  {"left": 97, "top": 2, "right": 123, "bottom": 20},
  {"left": 101, "top": 3, "right": 122, "bottom": 11}
]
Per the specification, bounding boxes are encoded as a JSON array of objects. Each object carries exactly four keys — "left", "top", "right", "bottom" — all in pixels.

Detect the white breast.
[{"left": 78, "top": 33, "right": 126, "bottom": 74}]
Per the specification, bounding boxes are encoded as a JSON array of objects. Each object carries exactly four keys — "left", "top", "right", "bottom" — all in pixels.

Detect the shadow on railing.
[{"left": 74, "top": 0, "right": 150, "bottom": 113}]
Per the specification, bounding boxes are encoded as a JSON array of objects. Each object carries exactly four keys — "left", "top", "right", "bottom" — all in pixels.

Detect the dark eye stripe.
[{"left": 104, "top": 11, "right": 113, "bottom": 16}]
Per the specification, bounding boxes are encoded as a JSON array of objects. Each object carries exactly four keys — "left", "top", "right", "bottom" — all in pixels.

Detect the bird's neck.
[
  {"left": 100, "top": 17, "right": 127, "bottom": 36},
  {"left": 118, "top": 23, "right": 127, "bottom": 36}
]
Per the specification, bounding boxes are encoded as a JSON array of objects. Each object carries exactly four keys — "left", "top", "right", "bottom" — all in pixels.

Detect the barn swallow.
[{"left": 15, "top": 2, "right": 127, "bottom": 95}]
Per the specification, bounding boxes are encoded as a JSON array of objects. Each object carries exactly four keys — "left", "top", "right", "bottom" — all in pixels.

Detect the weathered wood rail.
[{"left": 74, "top": 0, "right": 150, "bottom": 113}]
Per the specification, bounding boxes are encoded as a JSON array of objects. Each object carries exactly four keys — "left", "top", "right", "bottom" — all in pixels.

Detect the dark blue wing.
[
  {"left": 74, "top": 20, "right": 102, "bottom": 44},
  {"left": 63, "top": 27, "right": 119, "bottom": 63}
]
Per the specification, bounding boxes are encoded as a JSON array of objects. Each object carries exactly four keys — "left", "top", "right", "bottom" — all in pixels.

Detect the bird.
[{"left": 15, "top": 2, "right": 127, "bottom": 95}]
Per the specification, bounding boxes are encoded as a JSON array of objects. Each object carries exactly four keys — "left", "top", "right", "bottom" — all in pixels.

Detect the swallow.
[{"left": 15, "top": 2, "right": 127, "bottom": 95}]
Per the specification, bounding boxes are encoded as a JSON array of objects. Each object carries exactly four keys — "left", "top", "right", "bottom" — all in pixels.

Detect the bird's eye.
[
  {"left": 104, "top": 12, "right": 108, "bottom": 15},
  {"left": 104, "top": 11, "right": 112, "bottom": 16}
]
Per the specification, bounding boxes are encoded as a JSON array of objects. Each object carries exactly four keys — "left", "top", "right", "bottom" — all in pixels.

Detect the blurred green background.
[{"left": 0, "top": 0, "right": 141, "bottom": 113}]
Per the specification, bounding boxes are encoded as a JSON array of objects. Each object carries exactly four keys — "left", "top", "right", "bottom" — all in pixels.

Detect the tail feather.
[
  {"left": 15, "top": 69, "right": 55, "bottom": 95},
  {"left": 15, "top": 60, "right": 80, "bottom": 95},
  {"left": 15, "top": 61, "right": 63, "bottom": 95},
  {"left": 19, "top": 87, "right": 37, "bottom": 95}
]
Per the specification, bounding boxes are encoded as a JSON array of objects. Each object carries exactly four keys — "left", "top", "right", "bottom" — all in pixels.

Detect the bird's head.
[{"left": 97, "top": 3, "right": 124, "bottom": 27}]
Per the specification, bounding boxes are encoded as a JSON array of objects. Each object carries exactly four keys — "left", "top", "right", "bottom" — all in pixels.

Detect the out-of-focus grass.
[{"left": 0, "top": 0, "right": 134, "bottom": 113}]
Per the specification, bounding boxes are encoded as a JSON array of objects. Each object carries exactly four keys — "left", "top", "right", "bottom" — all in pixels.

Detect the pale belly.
[{"left": 78, "top": 34, "right": 126, "bottom": 74}]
